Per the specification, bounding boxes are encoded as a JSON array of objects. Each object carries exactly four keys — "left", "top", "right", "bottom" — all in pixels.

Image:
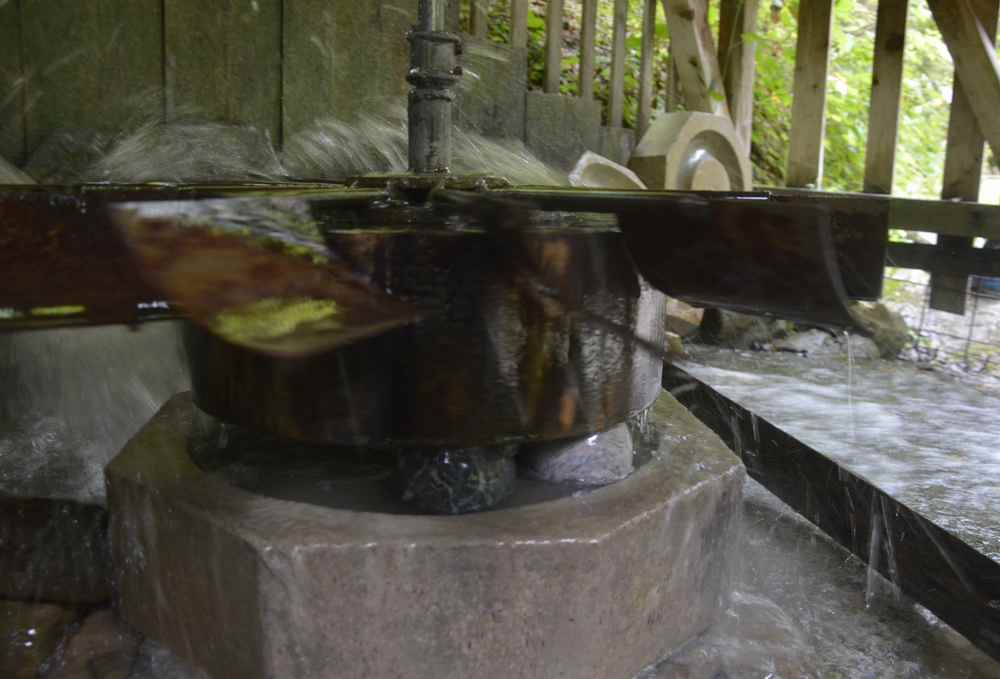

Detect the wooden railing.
[{"left": 455, "top": 0, "right": 1000, "bottom": 315}]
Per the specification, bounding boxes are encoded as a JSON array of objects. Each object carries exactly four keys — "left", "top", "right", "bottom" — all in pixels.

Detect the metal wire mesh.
[{"left": 884, "top": 270, "right": 1000, "bottom": 376}]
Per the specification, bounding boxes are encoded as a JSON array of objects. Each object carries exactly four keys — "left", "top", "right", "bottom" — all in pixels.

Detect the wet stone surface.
[
  {"left": 519, "top": 422, "right": 635, "bottom": 486},
  {"left": 0, "top": 600, "right": 83, "bottom": 679},
  {"left": 46, "top": 608, "right": 140, "bottom": 679},
  {"left": 395, "top": 445, "right": 518, "bottom": 514}
]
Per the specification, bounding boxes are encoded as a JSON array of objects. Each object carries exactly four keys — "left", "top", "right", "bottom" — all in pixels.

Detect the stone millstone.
[
  {"left": 107, "top": 392, "right": 744, "bottom": 679},
  {"left": 520, "top": 422, "right": 635, "bottom": 486}
]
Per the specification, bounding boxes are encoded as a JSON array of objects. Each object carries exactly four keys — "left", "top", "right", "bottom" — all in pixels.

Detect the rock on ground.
[
  {"left": 45, "top": 609, "right": 140, "bottom": 679},
  {"left": 852, "top": 301, "right": 911, "bottom": 358},
  {"left": 519, "top": 422, "right": 634, "bottom": 486},
  {"left": 699, "top": 308, "right": 790, "bottom": 349},
  {"left": 0, "top": 600, "right": 82, "bottom": 679}
]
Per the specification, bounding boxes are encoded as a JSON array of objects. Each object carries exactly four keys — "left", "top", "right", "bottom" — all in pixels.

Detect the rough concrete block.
[
  {"left": 455, "top": 38, "right": 527, "bottom": 141},
  {"left": 108, "top": 391, "right": 744, "bottom": 679},
  {"left": 524, "top": 92, "right": 602, "bottom": 171}
]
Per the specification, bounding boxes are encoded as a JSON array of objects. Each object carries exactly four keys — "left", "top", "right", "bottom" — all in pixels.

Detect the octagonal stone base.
[{"left": 107, "top": 391, "right": 743, "bottom": 679}]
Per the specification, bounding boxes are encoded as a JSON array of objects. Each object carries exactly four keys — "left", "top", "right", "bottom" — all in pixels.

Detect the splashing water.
[{"left": 681, "top": 344, "right": 1000, "bottom": 561}]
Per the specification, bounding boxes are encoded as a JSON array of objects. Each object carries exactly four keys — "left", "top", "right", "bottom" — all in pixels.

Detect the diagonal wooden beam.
[
  {"left": 660, "top": 0, "right": 732, "bottom": 120},
  {"left": 926, "top": 0, "right": 1000, "bottom": 162},
  {"left": 927, "top": 0, "right": 1000, "bottom": 314},
  {"left": 719, "top": 0, "right": 761, "bottom": 158}
]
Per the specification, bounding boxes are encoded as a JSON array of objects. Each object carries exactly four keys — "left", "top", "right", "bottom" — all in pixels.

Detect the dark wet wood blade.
[
  {"left": 664, "top": 364, "right": 1000, "bottom": 663},
  {"left": 111, "top": 198, "right": 424, "bottom": 357},
  {"left": 477, "top": 188, "right": 888, "bottom": 328}
]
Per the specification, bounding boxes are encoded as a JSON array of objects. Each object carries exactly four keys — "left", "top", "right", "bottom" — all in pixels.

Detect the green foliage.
[{"left": 482, "top": 0, "right": 960, "bottom": 198}]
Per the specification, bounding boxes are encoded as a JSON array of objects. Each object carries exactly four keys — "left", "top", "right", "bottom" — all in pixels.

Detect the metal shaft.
[{"left": 408, "top": 0, "right": 460, "bottom": 174}]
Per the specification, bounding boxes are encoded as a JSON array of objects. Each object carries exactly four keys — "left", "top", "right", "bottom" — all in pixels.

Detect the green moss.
[
  {"left": 211, "top": 297, "right": 342, "bottom": 345},
  {"left": 28, "top": 305, "right": 86, "bottom": 317}
]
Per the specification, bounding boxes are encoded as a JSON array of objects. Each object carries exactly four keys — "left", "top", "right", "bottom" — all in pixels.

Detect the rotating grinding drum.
[{"left": 628, "top": 112, "right": 752, "bottom": 191}]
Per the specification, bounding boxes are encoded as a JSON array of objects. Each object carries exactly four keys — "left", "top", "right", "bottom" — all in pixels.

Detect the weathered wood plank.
[
  {"left": 927, "top": 0, "right": 1000, "bottom": 164},
  {"left": 637, "top": 0, "right": 658, "bottom": 137},
  {"left": 544, "top": 0, "right": 564, "bottom": 93},
  {"left": 0, "top": 0, "right": 25, "bottom": 165},
  {"left": 471, "top": 0, "right": 489, "bottom": 38},
  {"left": 283, "top": 1, "right": 414, "bottom": 138},
  {"left": 20, "top": 0, "right": 163, "bottom": 157},
  {"left": 764, "top": 186, "right": 1000, "bottom": 241},
  {"left": 863, "top": 0, "right": 908, "bottom": 194},
  {"left": 511, "top": 0, "right": 529, "bottom": 48},
  {"left": 786, "top": 0, "right": 834, "bottom": 188},
  {"left": 609, "top": 0, "right": 629, "bottom": 127},
  {"left": 579, "top": 0, "right": 598, "bottom": 99},
  {"left": 929, "top": 0, "right": 999, "bottom": 313},
  {"left": 661, "top": 0, "right": 731, "bottom": 118},
  {"left": 165, "top": 0, "right": 282, "bottom": 141},
  {"left": 718, "top": 0, "right": 760, "bottom": 157},
  {"left": 889, "top": 242, "right": 1000, "bottom": 278}
]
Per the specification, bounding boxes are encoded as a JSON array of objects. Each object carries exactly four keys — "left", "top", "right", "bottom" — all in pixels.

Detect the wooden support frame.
[
  {"left": 470, "top": 0, "right": 489, "bottom": 38},
  {"left": 718, "top": 0, "right": 760, "bottom": 157},
  {"left": 928, "top": 0, "right": 1000, "bottom": 314},
  {"left": 863, "top": 0, "right": 908, "bottom": 195},
  {"left": 661, "top": 0, "right": 732, "bottom": 120},
  {"left": 510, "top": 0, "right": 529, "bottom": 48},
  {"left": 786, "top": 0, "right": 834, "bottom": 188},
  {"left": 610, "top": 0, "right": 630, "bottom": 127},
  {"left": 579, "top": 0, "right": 599, "bottom": 99},
  {"left": 638, "top": 0, "right": 659, "bottom": 136},
  {"left": 544, "top": 0, "right": 564, "bottom": 94}
]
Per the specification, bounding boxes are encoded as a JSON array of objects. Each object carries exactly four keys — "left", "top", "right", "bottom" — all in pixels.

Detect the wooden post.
[
  {"left": 785, "top": 0, "right": 834, "bottom": 188},
  {"left": 929, "top": 0, "right": 1000, "bottom": 314},
  {"left": 863, "top": 0, "right": 908, "bottom": 195},
  {"left": 511, "top": 0, "right": 529, "bottom": 48},
  {"left": 718, "top": 0, "right": 760, "bottom": 157},
  {"left": 638, "top": 0, "right": 658, "bottom": 137},
  {"left": 471, "top": 0, "right": 489, "bottom": 38},
  {"left": 579, "top": 0, "right": 598, "bottom": 99},
  {"left": 610, "top": 0, "right": 629, "bottom": 127},
  {"left": 0, "top": 0, "right": 25, "bottom": 164},
  {"left": 660, "top": 0, "right": 731, "bottom": 118},
  {"left": 544, "top": 0, "right": 564, "bottom": 93}
]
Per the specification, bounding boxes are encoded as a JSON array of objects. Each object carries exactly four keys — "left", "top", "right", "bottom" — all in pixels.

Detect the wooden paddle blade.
[{"left": 112, "top": 199, "right": 425, "bottom": 357}]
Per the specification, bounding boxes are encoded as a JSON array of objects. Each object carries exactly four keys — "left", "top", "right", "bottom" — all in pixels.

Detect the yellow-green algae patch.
[
  {"left": 211, "top": 297, "right": 342, "bottom": 345},
  {"left": 29, "top": 305, "right": 86, "bottom": 317}
]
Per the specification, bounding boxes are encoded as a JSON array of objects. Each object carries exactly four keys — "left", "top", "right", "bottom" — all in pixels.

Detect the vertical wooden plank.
[
  {"left": 661, "top": 0, "right": 731, "bottom": 117},
  {"left": 785, "top": 0, "right": 834, "bottom": 188},
  {"left": 718, "top": 0, "right": 760, "bottom": 156},
  {"left": 638, "top": 0, "right": 658, "bottom": 136},
  {"left": 0, "top": 0, "right": 25, "bottom": 164},
  {"left": 579, "top": 0, "right": 598, "bottom": 99},
  {"left": 446, "top": 0, "right": 462, "bottom": 32},
  {"left": 284, "top": 1, "right": 414, "bottom": 138},
  {"left": 930, "top": 0, "right": 1000, "bottom": 314},
  {"left": 164, "top": 0, "right": 282, "bottom": 141},
  {"left": 544, "top": 0, "right": 564, "bottom": 93},
  {"left": 511, "top": 0, "right": 529, "bottom": 47},
  {"left": 610, "top": 0, "right": 629, "bottom": 127},
  {"left": 20, "top": 0, "right": 163, "bottom": 156},
  {"left": 863, "top": 0, "right": 908, "bottom": 194},
  {"left": 470, "top": 0, "right": 489, "bottom": 38}
]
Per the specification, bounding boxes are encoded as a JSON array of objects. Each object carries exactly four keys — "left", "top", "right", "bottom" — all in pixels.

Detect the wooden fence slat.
[
  {"left": 283, "top": 2, "right": 413, "bottom": 140},
  {"left": 164, "top": 0, "right": 282, "bottom": 141},
  {"left": 661, "top": 0, "right": 730, "bottom": 117},
  {"left": 511, "top": 0, "right": 529, "bottom": 47},
  {"left": 545, "top": 0, "right": 564, "bottom": 94},
  {"left": 610, "top": 0, "right": 630, "bottom": 127},
  {"left": 637, "top": 0, "right": 658, "bottom": 136},
  {"left": 471, "top": 0, "right": 490, "bottom": 38},
  {"left": 20, "top": 0, "right": 163, "bottom": 157},
  {"left": 929, "top": 0, "right": 1000, "bottom": 314},
  {"left": 863, "top": 0, "right": 908, "bottom": 195},
  {"left": 0, "top": 0, "right": 25, "bottom": 164},
  {"left": 718, "top": 0, "right": 760, "bottom": 157},
  {"left": 579, "top": 0, "right": 599, "bottom": 99},
  {"left": 786, "top": 0, "right": 834, "bottom": 188}
]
